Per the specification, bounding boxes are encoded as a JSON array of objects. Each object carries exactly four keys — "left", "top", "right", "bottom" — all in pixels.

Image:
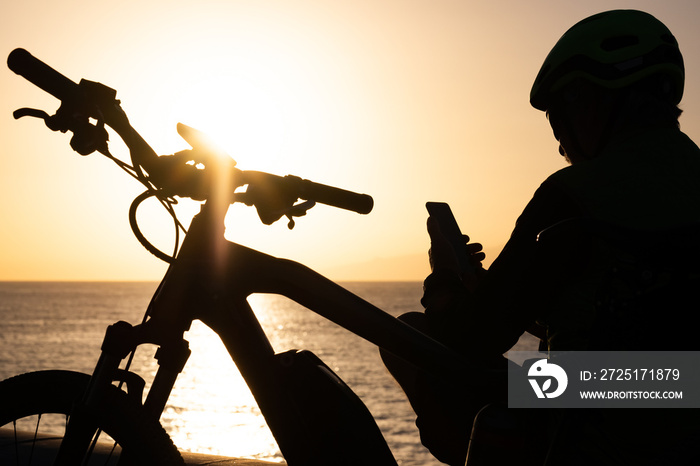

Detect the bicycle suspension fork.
[{"left": 55, "top": 318, "right": 192, "bottom": 465}]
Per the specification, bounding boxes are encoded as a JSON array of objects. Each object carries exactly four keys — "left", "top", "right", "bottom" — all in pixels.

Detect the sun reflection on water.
[
  {"left": 157, "top": 291, "right": 355, "bottom": 461},
  {"left": 159, "top": 294, "right": 286, "bottom": 462}
]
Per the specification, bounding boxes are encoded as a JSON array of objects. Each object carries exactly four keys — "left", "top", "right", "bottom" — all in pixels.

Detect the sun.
[
  {"left": 168, "top": 74, "right": 291, "bottom": 167},
  {"left": 152, "top": 52, "right": 331, "bottom": 179}
]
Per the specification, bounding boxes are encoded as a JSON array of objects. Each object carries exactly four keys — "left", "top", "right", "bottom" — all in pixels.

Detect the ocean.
[{"left": 0, "top": 281, "right": 538, "bottom": 465}]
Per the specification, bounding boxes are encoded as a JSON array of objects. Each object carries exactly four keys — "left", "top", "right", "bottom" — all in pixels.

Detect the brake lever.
[
  {"left": 13, "top": 80, "right": 114, "bottom": 156},
  {"left": 13, "top": 107, "right": 50, "bottom": 121},
  {"left": 13, "top": 106, "right": 73, "bottom": 133},
  {"left": 13, "top": 104, "right": 110, "bottom": 156}
]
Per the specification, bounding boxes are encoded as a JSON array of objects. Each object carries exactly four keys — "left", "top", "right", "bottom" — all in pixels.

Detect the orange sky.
[{"left": 2, "top": 0, "right": 700, "bottom": 281}]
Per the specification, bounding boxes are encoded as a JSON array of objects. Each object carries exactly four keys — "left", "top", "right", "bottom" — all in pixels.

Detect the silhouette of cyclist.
[{"left": 384, "top": 10, "right": 700, "bottom": 465}]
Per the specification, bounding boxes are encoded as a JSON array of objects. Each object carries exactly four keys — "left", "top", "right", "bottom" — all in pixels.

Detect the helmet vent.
[{"left": 600, "top": 35, "right": 640, "bottom": 52}]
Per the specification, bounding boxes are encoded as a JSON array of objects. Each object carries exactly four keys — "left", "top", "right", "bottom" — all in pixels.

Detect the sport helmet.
[{"left": 530, "top": 10, "right": 684, "bottom": 111}]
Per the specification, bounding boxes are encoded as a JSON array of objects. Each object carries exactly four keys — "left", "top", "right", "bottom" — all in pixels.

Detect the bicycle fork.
[{"left": 55, "top": 319, "right": 191, "bottom": 465}]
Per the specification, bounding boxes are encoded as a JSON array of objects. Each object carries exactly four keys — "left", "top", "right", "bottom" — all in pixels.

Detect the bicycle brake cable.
[
  {"left": 95, "top": 143, "right": 187, "bottom": 264},
  {"left": 128, "top": 190, "right": 185, "bottom": 263}
]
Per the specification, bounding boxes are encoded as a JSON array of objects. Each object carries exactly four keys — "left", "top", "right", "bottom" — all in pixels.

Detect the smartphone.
[{"left": 426, "top": 201, "right": 474, "bottom": 274}]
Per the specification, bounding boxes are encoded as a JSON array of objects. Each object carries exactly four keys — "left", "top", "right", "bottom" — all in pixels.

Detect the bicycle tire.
[{"left": 0, "top": 370, "right": 184, "bottom": 465}]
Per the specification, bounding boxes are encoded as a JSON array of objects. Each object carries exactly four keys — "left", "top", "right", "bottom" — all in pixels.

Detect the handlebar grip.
[
  {"left": 7, "top": 48, "right": 82, "bottom": 102},
  {"left": 296, "top": 178, "right": 374, "bottom": 214}
]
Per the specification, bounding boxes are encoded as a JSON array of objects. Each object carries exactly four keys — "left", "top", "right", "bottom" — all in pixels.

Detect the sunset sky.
[{"left": 2, "top": 0, "right": 700, "bottom": 281}]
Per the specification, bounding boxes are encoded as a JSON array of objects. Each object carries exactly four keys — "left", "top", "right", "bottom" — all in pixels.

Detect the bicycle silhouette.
[{"left": 0, "top": 48, "right": 476, "bottom": 465}]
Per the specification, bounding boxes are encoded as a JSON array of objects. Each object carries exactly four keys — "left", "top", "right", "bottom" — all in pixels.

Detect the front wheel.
[{"left": 0, "top": 370, "right": 183, "bottom": 465}]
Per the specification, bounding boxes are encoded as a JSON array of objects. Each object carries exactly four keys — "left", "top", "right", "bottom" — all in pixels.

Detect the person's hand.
[
  {"left": 466, "top": 241, "right": 486, "bottom": 273},
  {"left": 427, "top": 217, "right": 485, "bottom": 290},
  {"left": 427, "top": 216, "right": 460, "bottom": 273}
]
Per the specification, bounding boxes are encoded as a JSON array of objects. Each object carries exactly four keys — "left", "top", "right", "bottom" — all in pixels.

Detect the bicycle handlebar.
[
  {"left": 240, "top": 171, "right": 373, "bottom": 216},
  {"left": 296, "top": 177, "right": 373, "bottom": 215},
  {"left": 8, "top": 48, "right": 374, "bottom": 220},
  {"left": 8, "top": 48, "right": 82, "bottom": 103}
]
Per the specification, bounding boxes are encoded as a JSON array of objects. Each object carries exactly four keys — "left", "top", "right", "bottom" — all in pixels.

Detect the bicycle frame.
[{"left": 56, "top": 198, "right": 469, "bottom": 465}]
